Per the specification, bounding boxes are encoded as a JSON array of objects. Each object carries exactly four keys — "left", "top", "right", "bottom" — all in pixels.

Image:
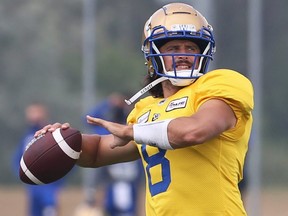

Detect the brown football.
[{"left": 19, "top": 128, "right": 82, "bottom": 185}]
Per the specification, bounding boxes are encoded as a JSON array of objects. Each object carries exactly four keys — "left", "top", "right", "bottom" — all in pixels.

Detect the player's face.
[{"left": 159, "top": 40, "right": 201, "bottom": 72}]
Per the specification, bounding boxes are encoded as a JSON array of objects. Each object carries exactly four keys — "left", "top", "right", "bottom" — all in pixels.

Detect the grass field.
[{"left": 1, "top": 186, "right": 288, "bottom": 216}]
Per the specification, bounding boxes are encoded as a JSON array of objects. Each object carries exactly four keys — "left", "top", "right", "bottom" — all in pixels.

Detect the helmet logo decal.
[{"left": 171, "top": 24, "right": 196, "bottom": 32}]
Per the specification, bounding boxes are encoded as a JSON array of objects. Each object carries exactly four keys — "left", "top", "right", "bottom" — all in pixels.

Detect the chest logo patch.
[{"left": 166, "top": 97, "right": 188, "bottom": 112}]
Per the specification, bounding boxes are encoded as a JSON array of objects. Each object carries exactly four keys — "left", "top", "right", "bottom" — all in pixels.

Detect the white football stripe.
[
  {"left": 20, "top": 157, "right": 44, "bottom": 185},
  {"left": 52, "top": 128, "right": 80, "bottom": 159}
]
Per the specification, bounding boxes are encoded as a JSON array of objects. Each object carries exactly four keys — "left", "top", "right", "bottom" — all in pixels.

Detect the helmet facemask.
[{"left": 142, "top": 25, "right": 215, "bottom": 86}]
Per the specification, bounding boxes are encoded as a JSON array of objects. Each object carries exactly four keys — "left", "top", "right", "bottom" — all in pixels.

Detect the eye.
[
  {"left": 166, "top": 46, "right": 178, "bottom": 52},
  {"left": 187, "top": 46, "right": 199, "bottom": 53}
]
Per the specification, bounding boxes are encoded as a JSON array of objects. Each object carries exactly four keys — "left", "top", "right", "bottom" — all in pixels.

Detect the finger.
[
  {"left": 86, "top": 115, "right": 96, "bottom": 123},
  {"left": 47, "top": 122, "right": 71, "bottom": 132},
  {"left": 86, "top": 115, "right": 104, "bottom": 125},
  {"left": 34, "top": 124, "right": 52, "bottom": 137},
  {"left": 47, "top": 123, "right": 62, "bottom": 132},
  {"left": 34, "top": 122, "right": 71, "bottom": 137},
  {"left": 61, "top": 123, "right": 71, "bottom": 129}
]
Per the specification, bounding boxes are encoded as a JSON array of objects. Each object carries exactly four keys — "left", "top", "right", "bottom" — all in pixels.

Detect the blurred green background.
[{"left": 0, "top": 0, "right": 287, "bottom": 201}]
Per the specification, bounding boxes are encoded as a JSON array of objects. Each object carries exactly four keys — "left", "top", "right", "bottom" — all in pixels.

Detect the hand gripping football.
[{"left": 19, "top": 128, "right": 82, "bottom": 185}]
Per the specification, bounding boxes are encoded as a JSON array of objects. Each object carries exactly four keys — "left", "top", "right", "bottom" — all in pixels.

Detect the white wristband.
[{"left": 133, "top": 119, "right": 173, "bottom": 150}]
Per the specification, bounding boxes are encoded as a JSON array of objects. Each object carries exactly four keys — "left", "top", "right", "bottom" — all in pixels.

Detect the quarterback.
[{"left": 36, "top": 3, "right": 254, "bottom": 216}]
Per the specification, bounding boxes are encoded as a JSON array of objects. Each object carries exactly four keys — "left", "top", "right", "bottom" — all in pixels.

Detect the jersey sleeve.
[{"left": 194, "top": 69, "right": 254, "bottom": 140}]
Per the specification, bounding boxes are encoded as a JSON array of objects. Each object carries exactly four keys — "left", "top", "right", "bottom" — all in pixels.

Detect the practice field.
[
  {"left": 1, "top": 186, "right": 287, "bottom": 215},
  {"left": 0, "top": 186, "right": 84, "bottom": 216}
]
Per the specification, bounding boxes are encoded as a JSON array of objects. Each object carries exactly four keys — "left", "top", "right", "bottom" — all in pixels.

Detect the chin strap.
[{"left": 125, "top": 76, "right": 168, "bottom": 105}]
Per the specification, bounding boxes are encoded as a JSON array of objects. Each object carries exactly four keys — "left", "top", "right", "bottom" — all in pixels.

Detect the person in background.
[
  {"left": 104, "top": 160, "right": 143, "bottom": 216},
  {"left": 74, "top": 93, "right": 144, "bottom": 216},
  {"left": 36, "top": 3, "right": 254, "bottom": 215},
  {"left": 13, "top": 103, "right": 65, "bottom": 216}
]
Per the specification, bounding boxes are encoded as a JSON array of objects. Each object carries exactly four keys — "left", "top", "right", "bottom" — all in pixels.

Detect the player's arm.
[
  {"left": 78, "top": 134, "right": 140, "bottom": 168},
  {"left": 87, "top": 99, "right": 236, "bottom": 150},
  {"left": 167, "top": 98, "right": 237, "bottom": 148},
  {"left": 34, "top": 123, "right": 140, "bottom": 168}
]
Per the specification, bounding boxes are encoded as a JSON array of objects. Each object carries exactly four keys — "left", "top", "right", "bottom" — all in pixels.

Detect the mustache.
[{"left": 172, "top": 59, "right": 193, "bottom": 68}]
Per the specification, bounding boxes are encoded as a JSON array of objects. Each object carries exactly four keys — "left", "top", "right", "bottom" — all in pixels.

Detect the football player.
[{"left": 37, "top": 3, "right": 253, "bottom": 215}]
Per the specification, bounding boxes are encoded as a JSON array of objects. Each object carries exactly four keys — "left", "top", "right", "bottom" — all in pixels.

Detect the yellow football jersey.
[{"left": 127, "top": 69, "right": 254, "bottom": 216}]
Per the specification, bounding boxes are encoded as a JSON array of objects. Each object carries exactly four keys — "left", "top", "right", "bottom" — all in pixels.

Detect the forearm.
[
  {"left": 76, "top": 134, "right": 101, "bottom": 167},
  {"left": 77, "top": 134, "right": 140, "bottom": 168},
  {"left": 133, "top": 99, "right": 236, "bottom": 149}
]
